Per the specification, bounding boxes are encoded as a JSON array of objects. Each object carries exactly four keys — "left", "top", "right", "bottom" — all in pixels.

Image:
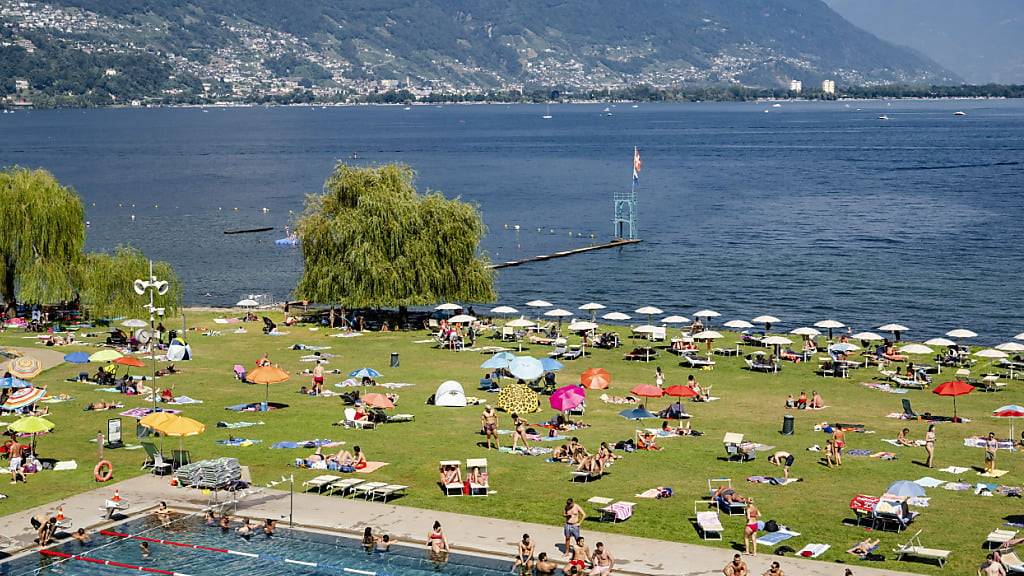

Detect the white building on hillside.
[
  {"left": 789, "top": 79, "right": 802, "bottom": 93},
  {"left": 821, "top": 79, "right": 836, "bottom": 95}
]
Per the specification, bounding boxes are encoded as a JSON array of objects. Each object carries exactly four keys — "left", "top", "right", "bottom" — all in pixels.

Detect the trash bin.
[
  {"left": 390, "top": 352, "right": 400, "bottom": 368},
  {"left": 781, "top": 414, "right": 795, "bottom": 435}
]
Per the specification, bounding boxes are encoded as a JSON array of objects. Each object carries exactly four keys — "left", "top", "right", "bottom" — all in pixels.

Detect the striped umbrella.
[
  {"left": 2, "top": 387, "right": 46, "bottom": 410},
  {"left": 993, "top": 405, "right": 1024, "bottom": 438},
  {"left": 5, "top": 356, "right": 42, "bottom": 379}
]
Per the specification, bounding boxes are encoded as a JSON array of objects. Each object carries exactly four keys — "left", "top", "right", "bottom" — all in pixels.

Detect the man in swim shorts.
[
  {"left": 481, "top": 405, "right": 499, "bottom": 450},
  {"left": 723, "top": 553, "right": 749, "bottom": 576},
  {"left": 563, "top": 498, "right": 585, "bottom": 555},
  {"left": 591, "top": 542, "right": 614, "bottom": 575}
]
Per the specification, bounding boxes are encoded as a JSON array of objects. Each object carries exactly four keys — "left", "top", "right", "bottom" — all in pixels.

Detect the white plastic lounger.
[
  {"left": 694, "top": 501, "right": 723, "bottom": 540},
  {"left": 302, "top": 475, "right": 342, "bottom": 494},
  {"left": 350, "top": 481, "right": 388, "bottom": 499},
  {"left": 440, "top": 460, "right": 464, "bottom": 496},
  {"left": 986, "top": 529, "right": 1018, "bottom": 548},
  {"left": 895, "top": 530, "right": 950, "bottom": 568},
  {"left": 369, "top": 484, "right": 408, "bottom": 502},
  {"left": 466, "top": 458, "right": 489, "bottom": 496},
  {"left": 325, "top": 478, "right": 364, "bottom": 496},
  {"left": 1002, "top": 551, "right": 1024, "bottom": 573}
]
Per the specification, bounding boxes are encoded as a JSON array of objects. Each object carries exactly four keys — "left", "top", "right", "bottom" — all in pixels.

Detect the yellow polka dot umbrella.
[
  {"left": 4, "top": 356, "right": 42, "bottom": 379},
  {"left": 495, "top": 383, "right": 540, "bottom": 414}
]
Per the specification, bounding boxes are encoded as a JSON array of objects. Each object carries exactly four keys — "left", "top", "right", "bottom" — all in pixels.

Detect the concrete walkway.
[
  {"left": 0, "top": 474, "right": 923, "bottom": 576},
  {"left": 4, "top": 346, "right": 65, "bottom": 371}
]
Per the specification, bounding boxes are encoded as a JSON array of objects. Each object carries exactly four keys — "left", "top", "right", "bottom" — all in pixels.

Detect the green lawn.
[{"left": 2, "top": 312, "right": 1020, "bottom": 574}]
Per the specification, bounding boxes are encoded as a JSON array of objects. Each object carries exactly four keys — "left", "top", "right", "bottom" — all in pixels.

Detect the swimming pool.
[{"left": 0, "top": 515, "right": 512, "bottom": 576}]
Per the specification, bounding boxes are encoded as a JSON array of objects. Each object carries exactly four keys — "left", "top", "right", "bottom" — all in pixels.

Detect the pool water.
[{"left": 0, "top": 516, "right": 511, "bottom": 576}]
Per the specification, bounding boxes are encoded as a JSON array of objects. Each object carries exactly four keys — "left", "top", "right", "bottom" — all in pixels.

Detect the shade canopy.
[
  {"left": 8, "top": 415, "right": 54, "bottom": 435},
  {"left": 790, "top": 327, "right": 820, "bottom": 336},
  {"left": 878, "top": 323, "right": 909, "bottom": 332},
  {"left": 506, "top": 317, "right": 536, "bottom": 328},
  {"left": 2, "top": 387, "right": 46, "bottom": 410},
  {"left": 619, "top": 406, "right": 657, "bottom": 420},
  {"left": 723, "top": 320, "right": 754, "bottom": 329},
  {"left": 63, "top": 352, "right": 90, "bottom": 364},
  {"left": 1015, "top": 333, "right": 1024, "bottom": 341},
  {"left": 692, "top": 330, "right": 723, "bottom": 340},
  {"left": 886, "top": 480, "right": 926, "bottom": 498},
  {"left": 661, "top": 315, "right": 690, "bottom": 324},
  {"left": 247, "top": 365, "right": 290, "bottom": 385},
  {"left": 151, "top": 415, "right": 205, "bottom": 437},
  {"left": 5, "top": 357, "right": 42, "bottom": 379},
  {"left": 361, "top": 393, "right": 394, "bottom": 409},
  {"left": 933, "top": 380, "right": 973, "bottom": 397},
  {"left": 115, "top": 356, "right": 146, "bottom": 368},
  {"left": 602, "top": 312, "right": 631, "bottom": 321},
  {"left": 544, "top": 309, "right": 573, "bottom": 317},
  {"left": 568, "top": 320, "right": 599, "bottom": 331},
  {"left": 580, "top": 368, "right": 611, "bottom": 390},
  {"left": 434, "top": 303, "right": 462, "bottom": 311},
  {"left": 89, "top": 350, "right": 123, "bottom": 363},
  {"left": 924, "top": 338, "right": 956, "bottom": 347},
  {"left": 995, "top": 342, "right": 1024, "bottom": 352},
  {"left": 763, "top": 336, "right": 793, "bottom": 345},
  {"left": 814, "top": 320, "right": 846, "bottom": 329},
  {"left": 635, "top": 306, "right": 663, "bottom": 315},
  {"left": 752, "top": 315, "right": 780, "bottom": 324},
  {"left": 508, "top": 356, "right": 544, "bottom": 380},
  {"left": 993, "top": 405, "right": 1024, "bottom": 418},
  {"left": 829, "top": 343, "right": 860, "bottom": 353},
  {"left": 525, "top": 300, "right": 553, "bottom": 308},
  {"left": 540, "top": 357, "right": 564, "bottom": 372},
  {"left": 122, "top": 318, "right": 148, "bottom": 328},
  {"left": 899, "top": 344, "right": 934, "bottom": 355},
  {"left": 851, "top": 332, "right": 884, "bottom": 341},
  {"left": 633, "top": 325, "right": 657, "bottom": 334},
  {"left": 139, "top": 411, "right": 177, "bottom": 430},
  {"left": 693, "top": 310, "right": 721, "bottom": 318},
  {"left": 349, "top": 367, "right": 382, "bottom": 379},
  {"left": 495, "top": 383, "right": 540, "bottom": 414},
  {"left": 630, "top": 384, "right": 663, "bottom": 398},
  {"left": 236, "top": 299, "right": 259, "bottom": 307},
  {"left": 481, "top": 353, "right": 516, "bottom": 370},
  {"left": 664, "top": 385, "right": 697, "bottom": 398},
  {"left": 946, "top": 328, "right": 978, "bottom": 339},
  {"left": 579, "top": 302, "right": 606, "bottom": 311},
  {"left": 550, "top": 385, "right": 586, "bottom": 412},
  {"left": 0, "top": 376, "right": 31, "bottom": 390},
  {"left": 447, "top": 314, "right": 476, "bottom": 323},
  {"left": 975, "top": 349, "right": 1008, "bottom": 359},
  {"left": 490, "top": 306, "right": 518, "bottom": 315}
]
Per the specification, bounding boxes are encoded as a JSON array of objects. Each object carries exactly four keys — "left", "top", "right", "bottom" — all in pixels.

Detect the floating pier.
[{"left": 490, "top": 238, "right": 641, "bottom": 269}]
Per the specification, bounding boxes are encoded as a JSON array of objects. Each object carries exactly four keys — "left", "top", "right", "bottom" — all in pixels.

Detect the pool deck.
[{"left": 0, "top": 473, "right": 924, "bottom": 576}]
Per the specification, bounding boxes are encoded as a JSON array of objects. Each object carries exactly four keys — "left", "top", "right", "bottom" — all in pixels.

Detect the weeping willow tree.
[
  {"left": 0, "top": 167, "right": 86, "bottom": 311},
  {"left": 81, "top": 246, "right": 182, "bottom": 319},
  {"left": 295, "top": 163, "right": 495, "bottom": 309}
]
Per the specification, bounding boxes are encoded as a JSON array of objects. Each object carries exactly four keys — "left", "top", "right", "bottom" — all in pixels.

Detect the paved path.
[
  {"left": 0, "top": 473, "right": 923, "bottom": 576},
  {"left": 3, "top": 346, "right": 65, "bottom": 371}
]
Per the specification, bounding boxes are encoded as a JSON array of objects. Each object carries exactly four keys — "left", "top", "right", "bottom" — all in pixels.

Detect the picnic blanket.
[
  {"left": 862, "top": 382, "right": 908, "bottom": 394},
  {"left": 119, "top": 407, "right": 181, "bottom": 418},
  {"left": 216, "top": 438, "right": 262, "bottom": 447},
  {"left": 357, "top": 461, "right": 388, "bottom": 474},
  {"left": 938, "top": 465, "right": 970, "bottom": 474},
  {"left": 943, "top": 482, "right": 972, "bottom": 491},
  {"left": 379, "top": 382, "right": 415, "bottom": 389},
  {"left": 846, "top": 449, "right": 873, "bottom": 456},
  {"left": 498, "top": 446, "right": 553, "bottom": 456},
  {"left": 914, "top": 477, "right": 946, "bottom": 488},
  {"left": 964, "top": 437, "right": 1016, "bottom": 450},
  {"left": 797, "top": 544, "right": 830, "bottom": 558},
  {"left": 882, "top": 438, "right": 925, "bottom": 447},
  {"left": 216, "top": 421, "right": 265, "bottom": 429},
  {"left": 747, "top": 476, "right": 801, "bottom": 486},
  {"left": 757, "top": 529, "right": 800, "bottom": 546},
  {"left": 271, "top": 439, "right": 344, "bottom": 449},
  {"left": 53, "top": 461, "right": 77, "bottom": 471}
]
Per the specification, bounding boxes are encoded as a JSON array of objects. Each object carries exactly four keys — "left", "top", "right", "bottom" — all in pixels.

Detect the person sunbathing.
[
  {"left": 796, "top": 391, "right": 808, "bottom": 409},
  {"left": 576, "top": 455, "right": 603, "bottom": 476},
  {"left": 599, "top": 393, "right": 637, "bottom": 404},
  {"left": 84, "top": 401, "right": 122, "bottom": 411},
  {"left": 663, "top": 420, "right": 703, "bottom": 436},
  {"left": 810, "top": 391, "right": 824, "bottom": 409},
  {"left": 466, "top": 466, "right": 487, "bottom": 487},
  {"left": 636, "top": 430, "right": 661, "bottom": 451},
  {"left": 896, "top": 428, "right": 914, "bottom": 446},
  {"left": 597, "top": 442, "right": 620, "bottom": 466},
  {"left": 439, "top": 464, "right": 461, "bottom": 486},
  {"left": 849, "top": 538, "right": 880, "bottom": 556},
  {"left": 552, "top": 444, "right": 571, "bottom": 462},
  {"left": 712, "top": 485, "right": 748, "bottom": 504}
]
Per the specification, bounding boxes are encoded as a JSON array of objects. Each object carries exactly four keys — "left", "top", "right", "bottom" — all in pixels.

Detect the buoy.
[
  {"left": 234, "top": 207, "right": 239, "bottom": 211},
  {"left": 130, "top": 214, "right": 135, "bottom": 221},
  {"left": 154, "top": 204, "right": 158, "bottom": 208},
  {"left": 513, "top": 225, "right": 520, "bottom": 230},
  {"left": 131, "top": 204, "right": 135, "bottom": 208},
  {"left": 118, "top": 203, "right": 123, "bottom": 207}
]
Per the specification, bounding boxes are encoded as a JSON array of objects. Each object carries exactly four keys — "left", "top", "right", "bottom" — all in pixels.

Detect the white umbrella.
[
  {"left": 692, "top": 330, "right": 723, "bottom": 340},
  {"left": 975, "top": 349, "right": 1008, "bottom": 359},
  {"left": 635, "top": 306, "right": 663, "bottom": 315},
  {"left": 633, "top": 325, "right": 657, "bottom": 334},
  {"left": 526, "top": 300, "right": 553, "bottom": 308},
  {"left": 763, "top": 336, "right": 793, "bottom": 346},
  {"left": 435, "top": 303, "right": 462, "bottom": 311},
  {"left": 544, "top": 309, "right": 573, "bottom": 318},
  {"left": 122, "top": 318, "right": 148, "bottom": 328},
  {"left": 899, "top": 344, "right": 934, "bottom": 355},
  {"left": 602, "top": 312, "right": 631, "bottom": 321},
  {"left": 878, "top": 323, "right": 909, "bottom": 341},
  {"left": 448, "top": 314, "right": 476, "bottom": 323},
  {"left": 946, "top": 328, "right": 978, "bottom": 339},
  {"left": 752, "top": 315, "right": 780, "bottom": 332},
  {"left": 579, "top": 302, "right": 605, "bottom": 321},
  {"left": 723, "top": 319, "right": 754, "bottom": 329},
  {"left": 660, "top": 315, "right": 690, "bottom": 324},
  {"left": 851, "top": 331, "right": 883, "bottom": 341},
  {"left": 995, "top": 342, "right": 1024, "bottom": 352},
  {"left": 236, "top": 299, "right": 259, "bottom": 308},
  {"left": 790, "top": 327, "right": 820, "bottom": 337},
  {"left": 925, "top": 338, "right": 956, "bottom": 347},
  {"left": 568, "top": 320, "right": 598, "bottom": 332},
  {"left": 814, "top": 319, "right": 846, "bottom": 340},
  {"left": 490, "top": 306, "right": 519, "bottom": 315},
  {"left": 506, "top": 318, "right": 536, "bottom": 328},
  {"left": 694, "top": 310, "right": 720, "bottom": 318},
  {"left": 1015, "top": 333, "right": 1024, "bottom": 341}
]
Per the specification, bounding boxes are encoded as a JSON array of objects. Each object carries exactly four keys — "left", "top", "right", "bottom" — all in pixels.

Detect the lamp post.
[{"left": 134, "top": 261, "right": 169, "bottom": 413}]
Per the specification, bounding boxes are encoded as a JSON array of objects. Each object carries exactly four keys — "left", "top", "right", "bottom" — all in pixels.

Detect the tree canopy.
[
  {"left": 0, "top": 167, "right": 85, "bottom": 308},
  {"left": 81, "top": 246, "right": 182, "bottom": 319},
  {"left": 295, "top": 163, "right": 495, "bottom": 308}
]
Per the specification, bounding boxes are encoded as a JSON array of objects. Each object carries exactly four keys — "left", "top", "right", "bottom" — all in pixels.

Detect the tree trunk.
[
  {"left": 3, "top": 264, "right": 15, "bottom": 317},
  {"left": 399, "top": 306, "right": 409, "bottom": 330}
]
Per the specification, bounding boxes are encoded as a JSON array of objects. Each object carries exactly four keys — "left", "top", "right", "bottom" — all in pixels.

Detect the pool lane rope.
[
  {"left": 99, "top": 530, "right": 377, "bottom": 576},
  {"left": 38, "top": 549, "right": 192, "bottom": 576}
]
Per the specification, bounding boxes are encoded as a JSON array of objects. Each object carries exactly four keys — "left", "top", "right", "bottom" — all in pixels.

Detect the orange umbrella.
[
  {"left": 664, "top": 385, "right": 697, "bottom": 398},
  {"left": 115, "top": 356, "right": 146, "bottom": 368},
  {"left": 245, "top": 365, "right": 290, "bottom": 405},
  {"left": 580, "top": 368, "right": 612, "bottom": 390},
  {"left": 630, "top": 384, "right": 663, "bottom": 398},
  {"left": 361, "top": 393, "right": 394, "bottom": 409},
  {"left": 933, "top": 380, "right": 973, "bottom": 421}
]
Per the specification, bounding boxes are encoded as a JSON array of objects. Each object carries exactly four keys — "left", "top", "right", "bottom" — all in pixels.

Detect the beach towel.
[
  {"left": 907, "top": 497, "right": 930, "bottom": 507},
  {"left": 96, "top": 387, "right": 122, "bottom": 393},
  {"left": 608, "top": 502, "right": 634, "bottom": 521},
  {"left": 216, "top": 438, "right": 261, "bottom": 447},
  {"left": 863, "top": 383, "right": 907, "bottom": 394},
  {"left": 882, "top": 438, "right": 925, "bottom": 447},
  {"left": 965, "top": 437, "right": 1016, "bottom": 450},
  {"left": 747, "top": 476, "right": 801, "bottom": 486},
  {"left": 938, "top": 465, "right": 970, "bottom": 474},
  {"left": 217, "top": 421, "right": 265, "bottom": 429},
  {"left": 976, "top": 483, "right": 998, "bottom": 496},
  {"left": 53, "top": 461, "right": 77, "bottom": 471},
  {"left": 498, "top": 446, "right": 553, "bottom": 456},
  {"left": 41, "top": 395, "right": 74, "bottom": 404},
  {"left": 846, "top": 449, "right": 873, "bottom": 456},
  {"left": 797, "top": 544, "right": 830, "bottom": 558},
  {"left": 166, "top": 395, "right": 203, "bottom": 405},
  {"left": 271, "top": 439, "right": 343, "bottom": 449},
  {"left": 979, "top": 469, "right": 1008, "bottom": 478},
  {"left": 119, "top": 407, "right": 181, "bottom": 418},
  {"left": 943, "top": 482, "right": 972, "bottom": 491},
  {"left": 334, "top": 379, "right": 360, "bottom": 389},
  {"left": 869, "top": 452, "right": 897, "bottom": 460},
  {"left": 329, "top": 332, "right": 363, "bottom": 338},
  {"left": 380, "top": 382, "right": 415, "bottom": 389},
  {"left": 635, "top": 487, "right": 673, "bottom": 499},
  {"left": 757, "top": 529, "right": 799, "bottom": 546},
  {"left": 357, "top": 461, "right": 389, "bottom": 474},
  {"left": 914, "top": 477, "right": 946, "bottom": 488}
]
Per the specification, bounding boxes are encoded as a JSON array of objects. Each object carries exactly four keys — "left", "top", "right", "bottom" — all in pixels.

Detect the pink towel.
[{"left": 608, "top": 502, "right": 633, "bottom": 521}]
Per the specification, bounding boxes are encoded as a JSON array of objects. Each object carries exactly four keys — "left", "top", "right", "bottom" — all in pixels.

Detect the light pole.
[{"left": 134, "top": 261, "right": 169, "bottom": 413}]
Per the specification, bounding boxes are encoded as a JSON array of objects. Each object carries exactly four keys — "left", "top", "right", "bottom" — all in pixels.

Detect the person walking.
[
  {"left": 311, "top": 361, "right": 324, "bottom": 396},
  {"left": 562, "top": 498, "right": 585, "bottom": 556},
  {"left": 654, "top": 367, "right": 665, "bottom": 388},
  {"left": 924, "top": 424, "right": 936, "bottom": 468},
  {"left": 744, "top": 498, "right": 761, "bottom": 556}
]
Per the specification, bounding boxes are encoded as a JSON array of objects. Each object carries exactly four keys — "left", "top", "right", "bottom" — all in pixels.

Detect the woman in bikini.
[
  {"left": 426, "top": 520, "right": 449, "bottom": 561},
  {"left": 744, "top": 498, "right": 760, "bottom": 556},
  {"left": 924, "top": 424, "right": 936, "bottom": 468},
  {"left": 831, "top": 427, "right": 846, "bottom": 466},
  {"left": 510, "top": 414, "right": 530, "bottom": 451}
]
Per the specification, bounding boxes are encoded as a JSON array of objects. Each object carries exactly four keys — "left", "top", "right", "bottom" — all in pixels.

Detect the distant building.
[
  {"left": 789, "top": 79, "right": 802, "bottom": 93},
  {"left": 104, "top": 68, "right": 118, "bottom": 77},
  {"left": 14, "top": 79, "right": 29, "bottom": 91},
  {"left": 821, "top": 79, "right": 836, "bottom": 95}
]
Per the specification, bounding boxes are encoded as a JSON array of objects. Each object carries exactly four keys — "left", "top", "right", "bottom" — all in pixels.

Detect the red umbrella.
[
  {"left": 664, "top": 385, "right": 697, "bottom": 398},
  {"left": 580, "top": 368, "right": 611, "bottom": 390},
  {"left": 932, "top": 380, "right": 974, "bottom": 421},
  {"left": 630, "top": 384, "right": 663, "bottom": 398},
  {"left": 115, "top": 356, "right": 146, "bottom": 368}
]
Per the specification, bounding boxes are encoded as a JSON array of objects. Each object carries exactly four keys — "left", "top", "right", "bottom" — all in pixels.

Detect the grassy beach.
[{"left": 1, "top": 310, "right": 1020, "bottom": 574}]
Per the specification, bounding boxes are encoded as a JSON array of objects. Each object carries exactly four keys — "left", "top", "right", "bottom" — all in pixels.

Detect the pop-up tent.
[
  {"left": 434, "top": 380, "right": 467, "bottom": 407},
  {"left": 167, "top": 338, "right": 192, "bottom": 361}
]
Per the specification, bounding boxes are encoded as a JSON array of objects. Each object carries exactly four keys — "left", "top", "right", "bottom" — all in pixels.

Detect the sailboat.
[
  {"left": 542, "top": 104, "right": 552, "bottom": 119},
  {"left": 953, "top": 111, "right": 966, "bottom": 116}
]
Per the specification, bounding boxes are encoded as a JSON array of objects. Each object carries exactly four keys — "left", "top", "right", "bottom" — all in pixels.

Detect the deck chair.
[
  {"left": 694, "top": 501, "right": 724, "bottom": 540},
  {"left": 140, "top": 441, "right": 172, "bottom": 475},
  {"left": 325, "top": 478, "right": 364, "bottom": 496},
  {"left": 707, "top": 478, "right": 747, "bottom": 515},
  {"left": 302, "top": 475, "right": 342, "bottom": 494},
  {"left": 895, "top": 530, "right": 950, "bottom": 567},
  {"left": 681, "top": 354, "right": 716, "bottom": 370},
  {"left": 171, "top": 449, "right": 191, "bottom": 469},
  {"left": 344, "top": 408, "right": 375, "bottom": 430},
  {"left": 500, "top": 326, "right": 515, "bottom": 341},
  {"left": 562, "top": 345, "right": 583, "bottom": 360},
  {"left": 466, "top": 458, "right": 489, "bottom": 496},
  {"left": 723, "top": 433, "right": 755, "bottom": 462},
  {"left": 985, "top": 529, "right": 1017, "bottom": 548},
  {"left": 350, "top": 481, "right": 388, "bottom": 499},
  {"left": 439, "top": 460, "right": 464, "bottom": 496},
  {"left": 548, "top": 343, "right": 567, "bottom": 358},
  {"left": 901, "top": 398, "right": 919, "bottom": 419},
  {"left": 369, "top": 484, "right": 408, "bottom": 502},
  {"left": 1002, "top": 551, "right": 1024, "bottom": 574}
]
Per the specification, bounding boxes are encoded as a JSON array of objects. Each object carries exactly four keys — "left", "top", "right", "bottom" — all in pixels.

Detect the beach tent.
[
  {"left": 434, "top": 380, "right": 467, "bottom": 407},
  {"left": 167, "top": 338, "right": 192, "bottom": 361},
  {"left": 496, "top": 383, "right": 540, "bottom": 414}
]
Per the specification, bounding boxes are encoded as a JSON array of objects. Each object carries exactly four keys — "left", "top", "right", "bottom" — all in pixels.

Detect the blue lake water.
[{"left": 1, "top": 100, "right": 1022, "bottom": 340}]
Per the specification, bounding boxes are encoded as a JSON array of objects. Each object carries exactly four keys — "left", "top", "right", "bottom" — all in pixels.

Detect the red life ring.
[{"left": 94, "top": 460, "right": 114, "bottom": 482}]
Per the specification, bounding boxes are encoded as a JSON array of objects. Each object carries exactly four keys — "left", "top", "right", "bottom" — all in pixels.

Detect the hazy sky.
[{"left": 825, "top": 0, "right": 1024, "bottom": 84}]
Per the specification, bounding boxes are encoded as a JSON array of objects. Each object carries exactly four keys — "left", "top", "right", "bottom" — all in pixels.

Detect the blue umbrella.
[
  {"left": 885, "top": 480, "right": 926, "bottom": 498},
  {"left": 508, "top": 356, "right": 544, "bottom": 381},
  {"left": 481, "top": 355, "right": 514, "bottom": 370},
  {"left": 63, "top": 352, "right": 90, "bottom": 364},
  {"left": 540, "top": 357, "right": 564, "bottom": 372},
  {"left": 349, "top": 368, "right": 382, "bottom": 379},
  {"left": 619, "top": 406, "right": 656, "bottom": 420},
  {"left": 0, "top": 377, "right": 31, "bottom": 389}
]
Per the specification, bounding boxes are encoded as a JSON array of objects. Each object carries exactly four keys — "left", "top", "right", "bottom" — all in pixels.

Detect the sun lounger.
[
  {"left": 466, "top": 458, "right": 489, "bottom": 496},
  {"left": 368, "top": 484, "right": 408, "bottom": 502},
  {"left": 892, "top": 377, "right": 926, "bottom": 390},
  {"left": 587, "top": 496, "right": 633, "bottom": 522},
  {"left": 744, "top": 355, "right": 779, "bottom": 373},
  {"left": 325, "top": 478, "right": 364, "bottom": 496},
  {"left": 681, "top": 354, "right": 716, "bottom": 370},
  {"left": 694, "top": 501, "right": 724, "bottom": 540},
  {"left": 350, "top": 481, "right": 388, "bottom": 499},
  {"left": 872, "top": 497, "right": 918, "bottom": 532},
  {"left": 895, "top": 530, "right": 950, "bottom": 568},
  {"left": 344, "top": 407, "right": 375, "bottom": 430},
  {"left": 439, "top": 460, "right": 464, "bottom": 496},
  {"left": 571, "top": 468, "right": 603, "bottom": 482},
  {"left": 623, "top": 347, "right": 656, "bottom": 362},
  {"left": 986, "top": 528, "right": 1018, "bottom": 548},
  {"left": 723, "top": 433, "right": 756, "bottom": 462},
  {"left": 707, "top": 478, "right": 747, "bottom": 515},
  {"left": 562, "top": 345, "right": 584, "bottom": 360},
  {"left": 302, "top": 475, "right": 342, "bottom": 494},
  {"left": 1003, "top": 552, "right": 1024, "bottom": 574}
]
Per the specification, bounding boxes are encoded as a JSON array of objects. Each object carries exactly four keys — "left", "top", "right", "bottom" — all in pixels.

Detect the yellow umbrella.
[
  {"left": 89, "top": 349, "right": 123, "bottom": 363},
  {"left": 8, "top": 415, "right": 54, "bottom": 452},
  {"left": 139, "top": 411, "right": 176, "bottom": 430},
  {"left": 150, "top": 414, "right": 205, "bottom": 455},
  {"left": 5, "top": 356, "right": 42, "bottom": 379},
  {"left": 246, "top": 365, "right": 290, "bottom": 406}
]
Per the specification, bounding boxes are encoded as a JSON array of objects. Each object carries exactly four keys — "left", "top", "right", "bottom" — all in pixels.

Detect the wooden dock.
[{"left": 490, "top": 238, "right": 641, "bottom": 269}]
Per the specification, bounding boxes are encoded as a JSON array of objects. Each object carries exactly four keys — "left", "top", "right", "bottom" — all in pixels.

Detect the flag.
[{"left": 632, "top": 147, "right": 642, "bottom": 183}]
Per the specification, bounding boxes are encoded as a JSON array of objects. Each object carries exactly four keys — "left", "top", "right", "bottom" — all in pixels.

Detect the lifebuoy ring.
[{"left": 94, "top": 460, "right": 113, "bottom": 482}]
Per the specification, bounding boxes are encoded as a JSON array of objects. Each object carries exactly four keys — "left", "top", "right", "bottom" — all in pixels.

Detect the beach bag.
[
  {"left": 339, "top": 464, "right": 355, "bottom": 473},
  {"left": 764, "top": 520, "right": 780, "bottom": 533}
]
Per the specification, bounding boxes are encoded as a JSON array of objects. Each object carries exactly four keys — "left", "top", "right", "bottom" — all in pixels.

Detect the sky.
[{"left": 825, "top": 0, "right": 1024, "bottom": 84}]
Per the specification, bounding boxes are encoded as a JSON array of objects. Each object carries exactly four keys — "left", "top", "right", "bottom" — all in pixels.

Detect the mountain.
[
  {"left": 825, "top": 0, "right": 1024, "bottom": 85},
  {"left": 1, "top": 0, "right": 958, "bottom": 105}
]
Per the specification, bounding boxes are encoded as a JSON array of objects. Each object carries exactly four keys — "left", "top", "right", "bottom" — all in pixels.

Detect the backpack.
[{"left": 764, "top": 520, "right": 780, "bottom": 533}]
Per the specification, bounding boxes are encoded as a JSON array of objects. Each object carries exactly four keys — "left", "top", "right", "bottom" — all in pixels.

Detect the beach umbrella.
[
  {"left": 601, "top": 312, "right": 631, "bottom": 321},
  {"left": 635, "top": 306, "right": 663, "bottom": 324},
  {"left": 435, "top": 303, "right": 462, "bottom": 312},
  {"left": 579, "top": 302, "right": 605, "bottom": 322},
  {"left": 63, "top": 352, "right": 90, "bottom": 364},
  {"left": 506, "top": 318, "right": 536, "bottom": 351},
  {"left": 544, "top": 309, "right": 573, "bottom": 326},
  {"left": 349, "top": 367, "right": 382, "bottom": 379},
  {"left": 661, "top": 315, "right": 689, "bottom": 324},
  {"left": 630, "top": 384, "right": 663, "bottom": 398},
  {"left": 0, "top": 376, "right": 31, "bottom": 389},
  {"left": 724, "top": 319, "right": 754, "bottom": 329},
  {"left": 236, "top": 299, "right": 259, "bottom": 308},
  {"left": 526, "top": 300, "right": 553, "bottom": 308},
  {"left": 752, "top": 315, "right": 781, "bottom": 332},
  {"left": 993, "top": 405, "right": 1024, "bottom": 438},
  {"left": 634, "top": 325, "right": 657, "bottom": 334},
  {"left": 8, "top": 415, "right": 54, "bottom": 452},
  {"left": 490, "top": 306, "right": 518, "bottom": 315},
  {"left": 448, "top": 314, "right": 476, "bottom": 324},
  {"left": 664, "top": 385, "right": 697, "bottom": 398},
  {"left": 885, "top": 480, "right": 926, "bottom": 498},
  {"left": 619, "top": 406, "right": 656, "bottom": 420},
  {"left": 694, "top": 310, "right": 721, "bottom": 323},
  {"left": 481, "top": 354, "right": 515, "bottom": 370},
  {"left": 580, "top": 368, "right": 611, "bottom": 390},
  {"left": 995, "top": 342, "right": 1024, "bottom": 352},
  {"left": 814, "top": 320, "right": 846, "bottom": 341},
  {"left": 247, "top": 365, "right": 291, "bottom": 405},
  {"left": 1015, "top": 333, "right": 1024, "bottom": 341},
  {"left": 851, "top": 332, "right": 884, "bottom": 342},
  {"left": 568, "top": 320, "right": 598, "bottom": 332},
  {"left": 540, "top": 357, "right": 564, "bottom": 372},
  {"left": 115, "top": 356, "right": 146, "bottom": 368},
  {"left": 899, "top": 344, "right": 934, "bottom": 355},
  {"left": 151, "top": 414, "right": 205, "bottom": 452},
  {"left": 879, "top": 323, "right": 909, "bottom": 341},
  {"left": 89, "top": 349, "right": 123, "bottom": 363},
  {"left": 2, "top": 387, "right": 46, "bottom": 410},
  {"left": 5, "top": 357, "right": 42, "bottom": 379},
  {"left": 509, "top": 356, "right": 544, "bottom": 381},
  {"left": 829, "top": 343, "right": 860, "bottom": 353},
  {"left": 925, "top": 338, "right": 956, "bottom": 347},
  {"left": 550, "top": 385, "right": 586, "bottom": 412},
  {"left": 946, "top": 328, "right": 977, "bottom": 339},
  {"left": 139, "top": 411, "right": 176, "bottom": 430},
  {"left": 763, "top": 335, "right": 792, "bottom": 356},
  {"left": 495, "top": 383, "right": 539, "bottom": 414},
  {"left": 790, "top": 327, "right": 820, "bottom": 337},
  {"left": 692, "top": 330, "right": 723, "bottom": 340},
  {"left": 361, "top": 393, "right": 394, "bottom": 409},
  {"left": 122, "top": 318, "right": 148, "bottom": 328},
  {"left": 975, "top": 349, "right": 1008, "bottom": 359},
  {"left": 932, "top": 380, "right": 974, "bottom": 421}
]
